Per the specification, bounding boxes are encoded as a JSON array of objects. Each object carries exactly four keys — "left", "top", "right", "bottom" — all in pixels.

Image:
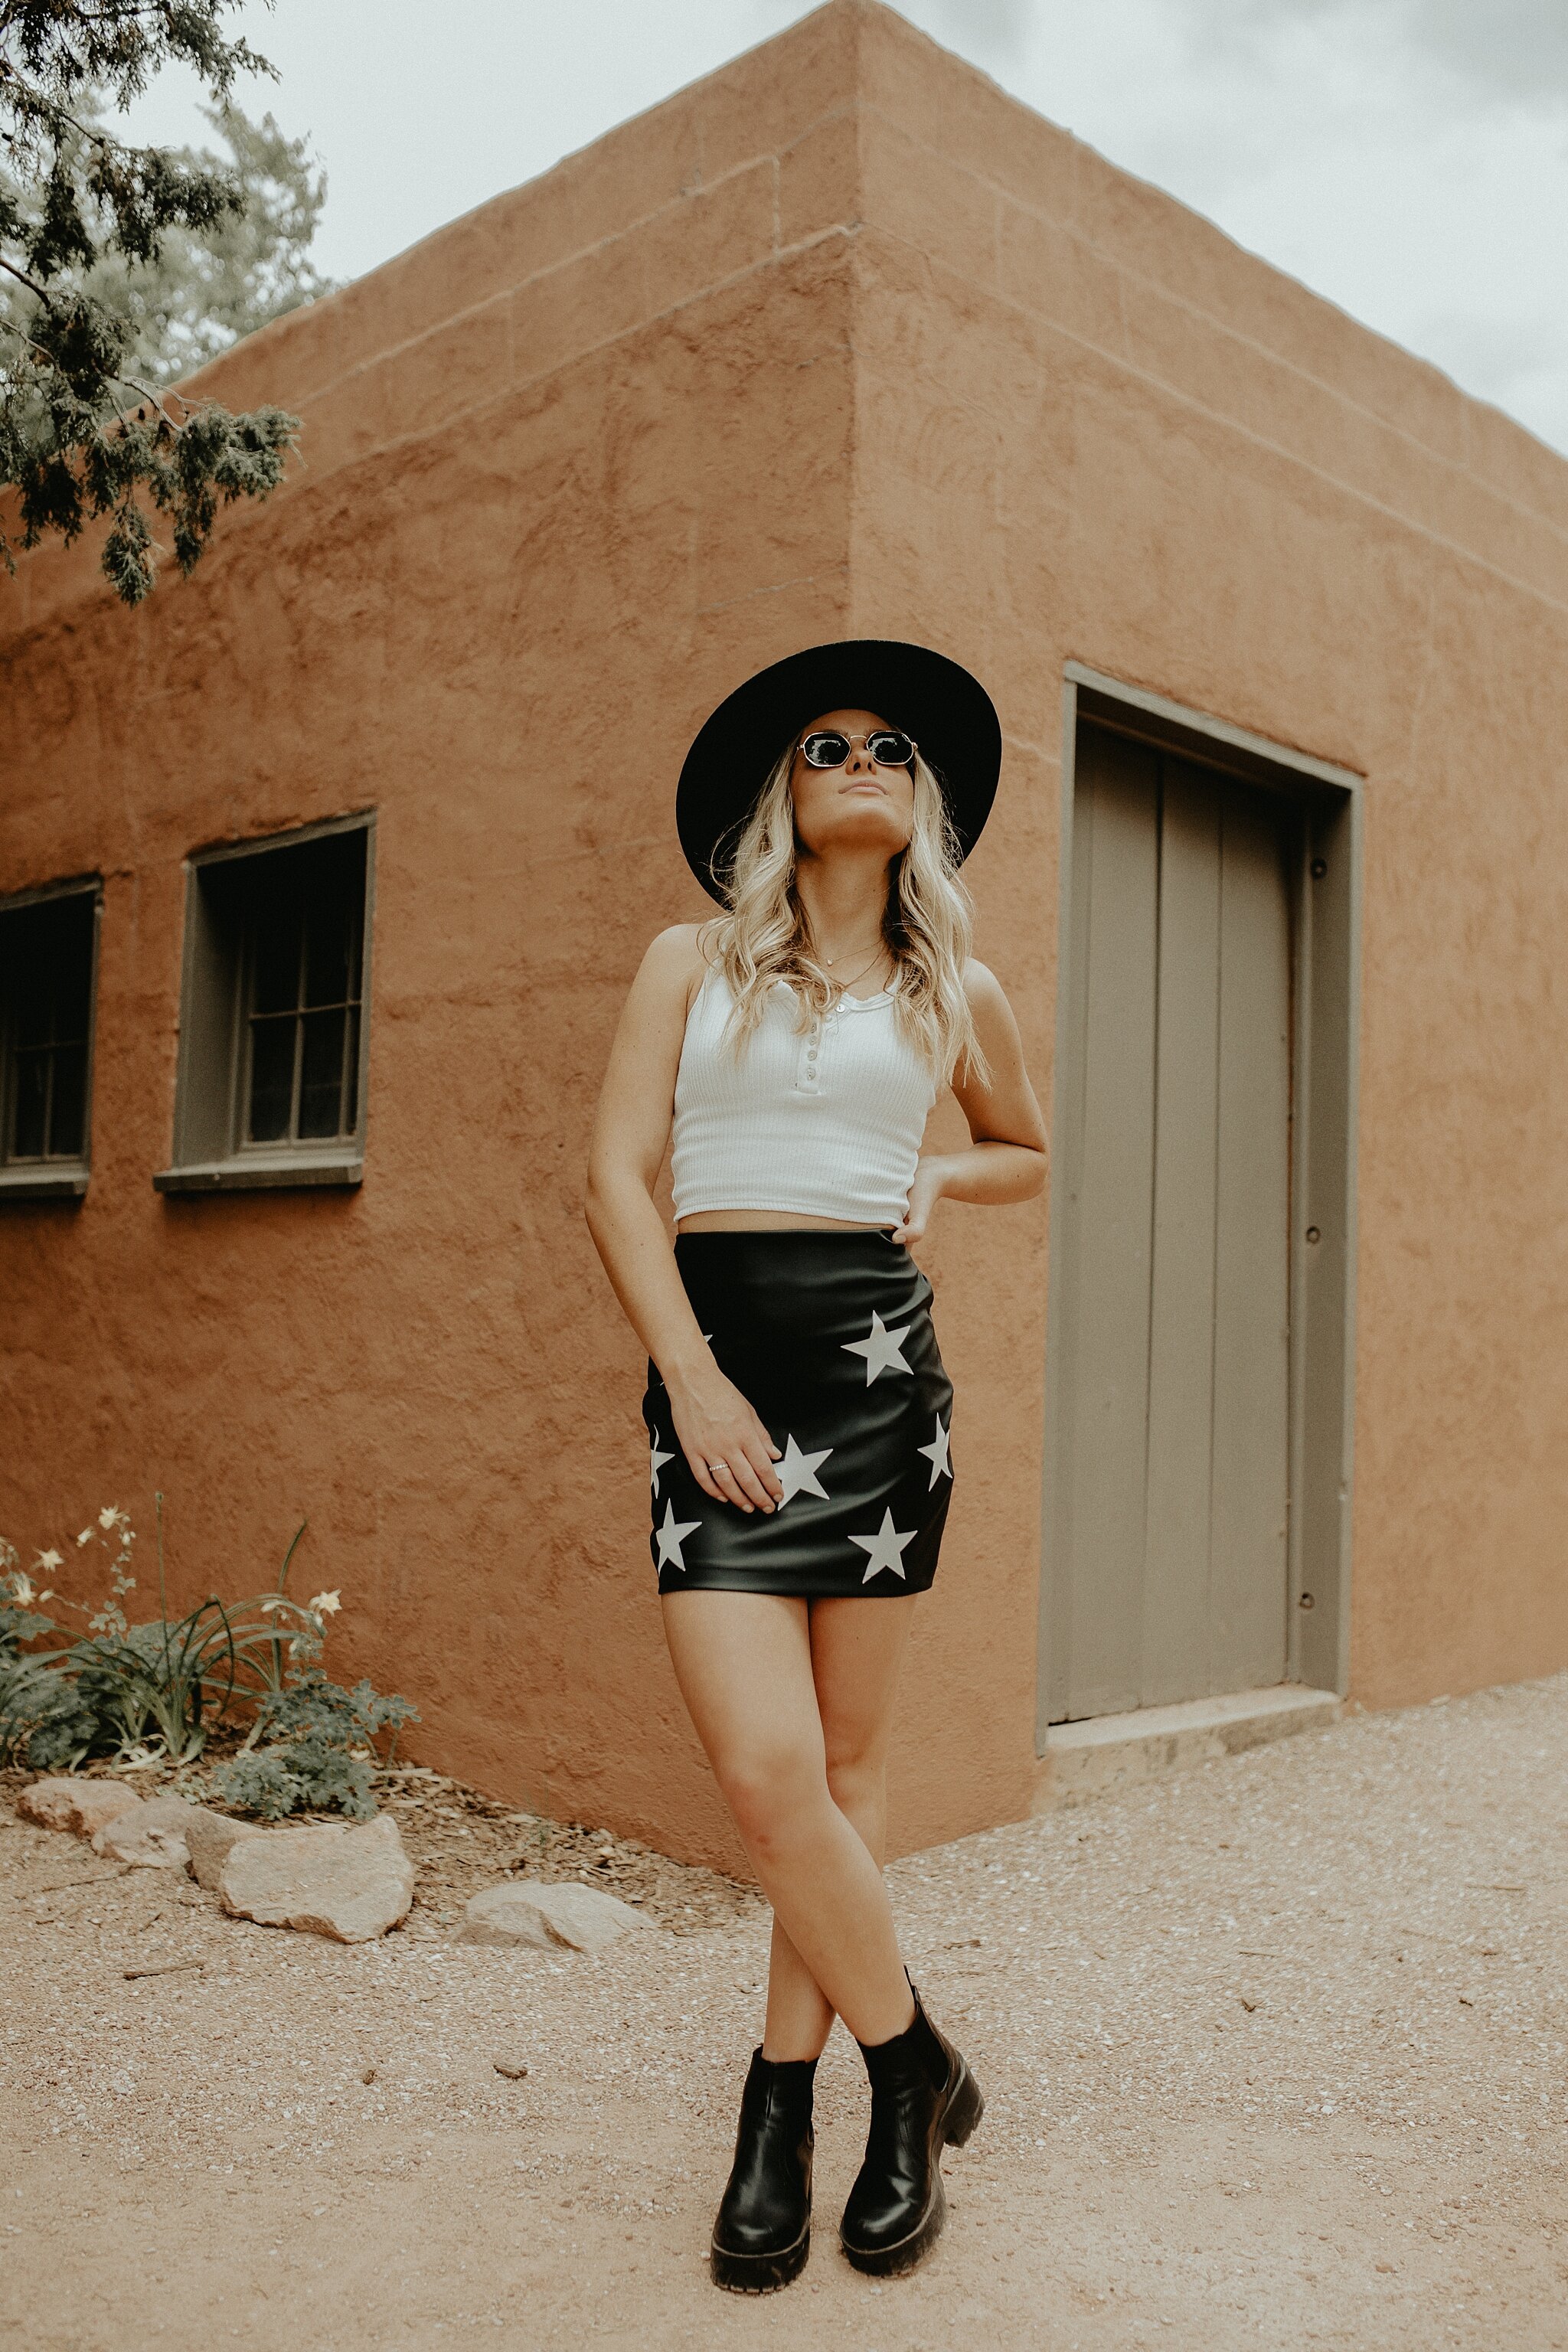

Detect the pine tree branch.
[{"left": 0, "top": 249, "right": 47, "bottom": 299}]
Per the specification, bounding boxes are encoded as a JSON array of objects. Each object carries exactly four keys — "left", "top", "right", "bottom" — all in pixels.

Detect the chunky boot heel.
[
  {"left": 710, "top": 2050, "right": 816, "bottom": 2294},
  {"left": 840, "top": 1980, "right": 985, "bottom": 2279}
]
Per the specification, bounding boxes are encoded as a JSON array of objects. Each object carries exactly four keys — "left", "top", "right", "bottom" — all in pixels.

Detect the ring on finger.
[{"left": 708, "top": 1459, "right": 729, "bottom": 1478}]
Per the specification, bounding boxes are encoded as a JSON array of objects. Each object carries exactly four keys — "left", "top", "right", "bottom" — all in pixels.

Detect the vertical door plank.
[
  {"left": 1058, "top": 730, "right": 1160, "bottom": 1717},
  {"left": 1042, "top": 710, "right": 1103, "bottom": 1722},
  {"left": 1141, "top": 760, "right": 1222, "bottom": 1703},
  {"left": 1209, "top": 779, "right": 1293, "bottom": 1690}
]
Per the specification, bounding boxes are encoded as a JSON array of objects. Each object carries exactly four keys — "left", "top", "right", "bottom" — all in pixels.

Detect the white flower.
[
  {"left": 308, "top": 1590, "right": 342, "bottom": 1617},
  {"left": 11, "top": 1574, "right": 35, "bottom": 1608},
  {"left": 77, "top": 1529, "right": 93, "bottom": 1547},
  {"left": 98, "top": 1505, "right": 121, "bottom": 1530},
  {"left": 257, "top": 1596, "right": 283, "bottom": 1614},
  {"left": 34, "top": 1548, "right": 64, "bottom": 1573}
]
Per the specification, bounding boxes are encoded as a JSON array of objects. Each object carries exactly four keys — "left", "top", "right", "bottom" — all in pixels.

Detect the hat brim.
[{"left": 675, "top": 639, "right": 1001, "bottom": 901}]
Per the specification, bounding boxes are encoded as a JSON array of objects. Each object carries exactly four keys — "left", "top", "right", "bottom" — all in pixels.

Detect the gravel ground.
[{"left": 2, "top": 1675, "right": 1566, "bottom": 2350}]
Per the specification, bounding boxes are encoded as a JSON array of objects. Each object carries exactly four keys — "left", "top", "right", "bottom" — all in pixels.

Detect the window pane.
[
  {"left": 47, "top": 1043, "right": 86, "bottom": 1159},
  {"left": 247, "top": 1016, "right": 296, "bottom": 1142},
  {"left": 11, "top": 1049, "right": 48, "bottom": 1158},
  {"left": 252, "top": 894, "right": 302, "bottom": 1016},
  {"left": 303, "top": 886, "right": 354, "bottom": 1008},
  {"left": 11, "top": 958, "right": 54, "bottom": 1050},
  {"left": 53, "top": 910, "right": 93, "bottom": 1041},
  {"left": 0, "top": 894, "right": 95, "bottom": 1166},
  {"left": 298, "top": 1008, "right": 348, "bottom": 1138}
]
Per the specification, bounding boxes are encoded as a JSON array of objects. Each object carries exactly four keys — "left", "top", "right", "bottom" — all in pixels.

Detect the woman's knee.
[
  {"left": 825, "top": 1748, "right": 886, "bottom": 1823},
  {"left": 714, "top": 1739, "right": 828, "bottom": 1853}
]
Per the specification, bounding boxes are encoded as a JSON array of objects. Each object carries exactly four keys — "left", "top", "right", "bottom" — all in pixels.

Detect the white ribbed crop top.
[{"left": 670, "top": 965, "right": 937, "bottom": 1227}]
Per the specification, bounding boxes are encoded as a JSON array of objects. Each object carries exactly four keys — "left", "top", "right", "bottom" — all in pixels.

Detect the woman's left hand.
[{"left": 891, "top": 1156, "right": 949, "bottom": 1245}]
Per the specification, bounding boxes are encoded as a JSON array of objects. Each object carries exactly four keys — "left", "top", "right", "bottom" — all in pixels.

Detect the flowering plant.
[{"left": 0, "top": 1500, "right": 415, "bottom": 1815}]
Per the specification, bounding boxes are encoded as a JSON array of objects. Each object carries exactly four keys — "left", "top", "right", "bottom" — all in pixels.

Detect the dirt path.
[{"left": 3, "top": 1677, "right": 1566, "bottom": 2350}]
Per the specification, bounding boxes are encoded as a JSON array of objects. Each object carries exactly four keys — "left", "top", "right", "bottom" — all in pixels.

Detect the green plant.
[
  {"left": 214, "top": 1671, "right": 418, "bottom": 1821},
  {"left": 0, "top": 1502, "right": 416, "bottom": 1817},
  {"left": 2, "top": 1, "right": 300, "bottom": 600},
  {"left": 0, "top": 1534, "right": 91, "bottom": 1768}
]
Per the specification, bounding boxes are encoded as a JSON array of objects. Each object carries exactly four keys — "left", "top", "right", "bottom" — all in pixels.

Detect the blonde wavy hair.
[{"left": 701, "top": 736, "right": 989, "bottom": 1088}]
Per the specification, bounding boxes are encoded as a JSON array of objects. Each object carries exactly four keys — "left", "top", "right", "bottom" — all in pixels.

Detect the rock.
[
  {"left": 493, "top": 2058, "right": 529, "bottom": 2080},
  {"left": 217, "top": 1814, "right": 413, "bottom": 1944},
  {"left": 184, "top": 1809, "right": 269, "bottom": 1891},
  {"left": 461, "top": 1879, "right": 651, "bottom": 1954},
  {"left": 91, "top": 1793, "right": 203, "bottom": 1867},
  {"left": 17, "top": 1778, "right": 142, "bottom": 1838}
]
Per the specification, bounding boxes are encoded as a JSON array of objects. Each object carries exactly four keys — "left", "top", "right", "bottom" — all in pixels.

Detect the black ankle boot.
[
  {"left": 710, "top": 2049, "right": 817, "bottom": 2293},
  {"left": 840, "top": 1980, "right": 984, "bottom": 2277}
]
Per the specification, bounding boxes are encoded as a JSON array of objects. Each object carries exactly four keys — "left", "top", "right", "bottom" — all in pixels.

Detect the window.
[
  {"left": 242, "top": 841, "right": 364, "bottom": 1148},
  {"left": 157, "top": 816, "right": 373, "bottom": 1193},
  {"left": 0, "top": 882, "right": 99, "bottom": 1200}
]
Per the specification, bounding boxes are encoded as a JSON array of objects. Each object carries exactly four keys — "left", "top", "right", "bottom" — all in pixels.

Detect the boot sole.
[
  {"left": 839, "top": 2060, "right": 986, "bottom": 2278},
  {"left": 710, "top": 2223, "right": 810, "bottom": 2294}
]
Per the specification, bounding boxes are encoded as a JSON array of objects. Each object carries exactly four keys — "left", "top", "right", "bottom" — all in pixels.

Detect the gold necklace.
[
  {"left": 818, "top": 933, "right": 884, "bottom": 966},
  {"left": 830, "top": 946, "right": 892, "bottom": 998}
]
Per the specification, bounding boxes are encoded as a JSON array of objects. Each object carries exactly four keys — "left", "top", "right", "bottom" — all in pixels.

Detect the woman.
[{"left": 586, "top": 639, "right": 1047, "bottom": 2292}]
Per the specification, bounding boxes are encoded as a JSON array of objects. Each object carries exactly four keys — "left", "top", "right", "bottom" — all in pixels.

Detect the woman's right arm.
[{"left": 584, "top": 926, "right": 783, "bottom": 1516}]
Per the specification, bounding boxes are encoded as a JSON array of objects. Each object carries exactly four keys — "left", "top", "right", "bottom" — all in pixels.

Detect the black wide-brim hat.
[{"left": 676, "top": 638, "right": 1001, "bottom": 900}]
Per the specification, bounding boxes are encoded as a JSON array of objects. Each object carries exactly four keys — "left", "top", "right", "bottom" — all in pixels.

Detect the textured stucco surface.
[{"left": 4, "top": 2, "right": 1568, "bottom": 1867}]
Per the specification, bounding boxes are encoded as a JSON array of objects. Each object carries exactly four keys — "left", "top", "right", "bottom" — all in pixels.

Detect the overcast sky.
[{"left": 127, "top": 0, "right": 1568, "bottom": 456}]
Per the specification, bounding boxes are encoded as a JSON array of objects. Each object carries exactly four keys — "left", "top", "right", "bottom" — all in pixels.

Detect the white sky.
[{"left": 126, "top": 0, "right": 1568, "bottom": 456}]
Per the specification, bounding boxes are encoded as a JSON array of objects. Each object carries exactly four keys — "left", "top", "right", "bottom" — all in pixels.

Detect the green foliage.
[
  {"left": 5, "top": 98, "right": 338, "bottom": 393},
  {"left": 0, "top": 1532, "right": 86, "bottom": 1768},
  {"left": 214, "top": 1672, "right": 419, "bottom": 1821},
  {"left": 0, "top": 1503, "right": 417, "bottom": 1821},
  {"left": 1, "top": 2, "right": 304, "bottom": 600}
]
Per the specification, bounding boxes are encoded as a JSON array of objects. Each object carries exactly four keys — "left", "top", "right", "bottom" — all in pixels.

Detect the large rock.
[
  {"left": 217, "top": 1813, "right": 413, "bottom": 1943},
  {"left": 17, "top": 1778, "right": 141, "bottom": 1838},
  {"left": 184, "top": 1808, "right": 268, "bottom": 1891},
  {"left": 461, "top": 1879, "right": 651, "bottom": 1954},
  {"left": 90, "top": 1792, "right": 203, "bottom": 1867}
]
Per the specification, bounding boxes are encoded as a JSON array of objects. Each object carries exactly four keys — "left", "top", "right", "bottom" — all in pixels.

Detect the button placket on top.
[{"left": 795, "top": 1001, "right": 837, "bottom": 1096}]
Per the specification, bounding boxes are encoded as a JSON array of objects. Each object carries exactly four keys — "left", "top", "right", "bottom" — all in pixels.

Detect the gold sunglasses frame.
[{"left": 796, "top": 727, "right": 920, "bottom": 773}]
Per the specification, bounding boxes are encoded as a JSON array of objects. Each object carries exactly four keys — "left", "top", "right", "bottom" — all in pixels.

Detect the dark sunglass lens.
[
  {"left": 802, "top": 732, "right": 851, "bottom": 767},
  {"left": 868, "top": 730, "right": 914, "bottom": 766}
]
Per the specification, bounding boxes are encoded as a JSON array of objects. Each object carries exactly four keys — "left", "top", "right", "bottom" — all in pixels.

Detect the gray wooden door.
[{"left": 1045, "top": 723, "right": 1295, "bottom": 1720}]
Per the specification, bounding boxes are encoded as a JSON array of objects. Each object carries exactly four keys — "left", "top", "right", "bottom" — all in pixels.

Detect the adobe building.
[{"left": 4, "top": 3, "right": 1566, "bottom": 1870}]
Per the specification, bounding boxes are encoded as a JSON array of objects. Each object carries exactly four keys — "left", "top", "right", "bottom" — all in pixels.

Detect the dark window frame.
[
  {"left": 156, "top": 812, "right": 375, "bottom": 1196},
  {"left": 0, "top": 874, "right": 102, "bottom": 1203}
]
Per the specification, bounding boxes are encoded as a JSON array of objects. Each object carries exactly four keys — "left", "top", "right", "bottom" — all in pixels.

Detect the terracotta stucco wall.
[
  {"left": 5, "top": 4, "right": 1567, "bottom": 1868},
  {"left": 835, "top": 5, "right": 1568, "bottom": 1749}
]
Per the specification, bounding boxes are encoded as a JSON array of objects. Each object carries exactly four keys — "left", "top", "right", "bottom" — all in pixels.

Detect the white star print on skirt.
[{"left": 643, "top": 1230, "right": 955, "bottom": 1597}]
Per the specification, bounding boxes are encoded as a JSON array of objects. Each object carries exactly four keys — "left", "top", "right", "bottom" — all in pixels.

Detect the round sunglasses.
[{"left": 799, "top": 727, "right": 917, "bottom": 773}]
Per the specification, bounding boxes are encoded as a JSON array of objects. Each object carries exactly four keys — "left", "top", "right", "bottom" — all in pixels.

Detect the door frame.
[{"left": 1037, "top": 664, "right": 1364, "bottom": 1743}]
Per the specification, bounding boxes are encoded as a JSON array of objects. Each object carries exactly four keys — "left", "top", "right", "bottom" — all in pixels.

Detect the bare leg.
[
  {"left": 760, "top": 1593, "right": 917, "bottom": 2061},
  {"left": 661, "top": 1589, "right": 917, "bottom": 2050}
]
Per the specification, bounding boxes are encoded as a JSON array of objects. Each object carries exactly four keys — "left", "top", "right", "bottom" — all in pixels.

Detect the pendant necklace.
[{"left": 829, "top": 946, "right": 891, "bottom": 1000}]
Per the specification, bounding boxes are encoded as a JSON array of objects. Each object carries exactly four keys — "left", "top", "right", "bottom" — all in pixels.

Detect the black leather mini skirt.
[{"left": 644, "top": 1230, "right": 954, "bottom": 1598}]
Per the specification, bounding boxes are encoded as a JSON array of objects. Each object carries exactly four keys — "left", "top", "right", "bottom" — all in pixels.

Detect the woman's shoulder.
[
  {"left": 960, "top": 955, "right": 1006, "bottom": 1008},
  {"left": 633, "top": 923, "right": 720, "bottom": 1012},
  {"left": 642, "top": 921, "right": 721, "bottom": 972}
]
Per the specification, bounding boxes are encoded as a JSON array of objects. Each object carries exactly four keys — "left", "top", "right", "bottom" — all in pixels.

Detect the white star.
[
  {"left": 776, "top": 1434, "right": 832, "bottom": 1507},
  {"left": 916, "top": 1414, "right": 952, "bottom": 1489},
  {"left": 655, "top": 1501, "right": 701, "bottom": 1573},
  {"left": 649, "top": 1433, "right": 674, "bottom": 1497},
  {"left": 841, "top": 1311, "right": 914, "bottom": 1386},
  {"left": 849, "top": 1508, "right": 917, "bottom": 1584}
]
